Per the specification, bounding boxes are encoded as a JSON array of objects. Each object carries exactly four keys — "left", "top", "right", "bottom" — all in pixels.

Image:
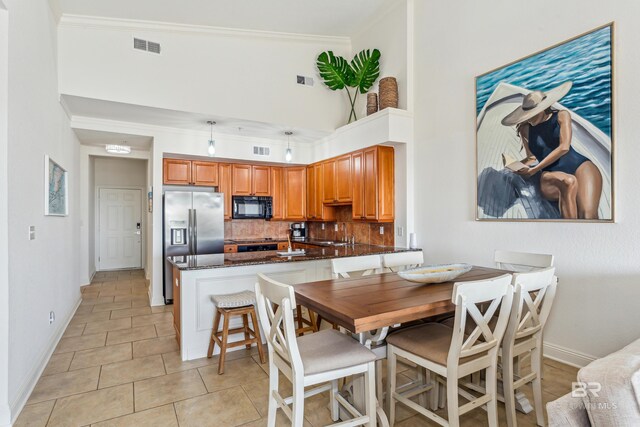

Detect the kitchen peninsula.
[{"left": 169, "top": 243, "right": 422, "bottom": 361}]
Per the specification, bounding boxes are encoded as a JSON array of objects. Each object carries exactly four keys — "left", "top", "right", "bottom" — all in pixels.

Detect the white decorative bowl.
[{"left": 398, "top": 263, "right": 472, "bottom": 284}]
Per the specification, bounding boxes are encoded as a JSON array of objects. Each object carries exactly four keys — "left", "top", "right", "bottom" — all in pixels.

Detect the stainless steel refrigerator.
[{"left": 163, "top": 187, "right": 224, "bottom": 303}]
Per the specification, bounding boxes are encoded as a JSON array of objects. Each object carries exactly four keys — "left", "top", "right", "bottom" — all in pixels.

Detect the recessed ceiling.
[
  {"left": 54, "top": 0, "right": 388, "bottom": 37},
  {"left": 73, "top": 129, "right": 153, "bottom": 150},
  {"left": 63, "top": 95, "right": 330, "bottom": 144}
]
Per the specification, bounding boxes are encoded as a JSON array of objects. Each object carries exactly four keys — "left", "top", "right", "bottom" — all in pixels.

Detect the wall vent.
[
  {"left": 133, "top": 38, "right": 147, "bottom": 51},
  {"left": 133, "top": 38, "right": 161, "bottom": 54},
  {"left": 147, "top": 41, "right": 161, "bottom": 54},
  {"left": 253, "top": 146, "right": 270, "bottom": 156}
]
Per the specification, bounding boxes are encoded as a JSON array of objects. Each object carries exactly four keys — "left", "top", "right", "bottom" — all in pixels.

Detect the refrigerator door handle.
[
  {"left": 187, "top": 208, "right": 193, "bottom": 254},
  {"left": 193, "top": 209, "right": 198, "bottom": 254}
]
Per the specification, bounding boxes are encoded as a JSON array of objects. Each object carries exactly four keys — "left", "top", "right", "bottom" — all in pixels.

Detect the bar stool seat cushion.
[
  {"left": 387, "top": 322, "right": 484, "bottom": 366},
  {"left": 297, "top": 329, "right": 376, "bottom": 375},
  {"left": 211, "top": 290, "right": 256, "bottom": 308}
]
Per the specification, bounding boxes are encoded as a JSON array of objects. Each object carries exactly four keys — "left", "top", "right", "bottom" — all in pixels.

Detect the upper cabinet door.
[
  {"left": 252, "top": 166, "right": 271, "bottom": 196},
  {"left": 164, "top": 159, "right": 192, "bottom": 185},
  {"left": 376, "top": 146, "right": 395, "bottom": 222},
  {"left": 335, "top": 154, "right": 352, "bottom": 203},
  {"left": 351, "top": 151, "right": 364, "bottom": 220},
  {"left": 322, "top": 160, "right": 336, "bottom": 203},
  {"left": 218, "top": 163, "right": 232, "bottom": 220},
  {"left": 363, "top": 147, "right": 379, "bottom": 219},
  {"left": 306, "top": 165, "right": 317, "bottom": 219},
  {"left": 270, "top": 167, "right": 284, "bottom": 220},
  {"left": 192, "top": 161, "right": 218, "bottom": 186},
  {"left": 284, "top": 167, "right": 306, "bottom": 220},
  {"left": 232, "top": 164, "right": 252, "bottom": 195}
]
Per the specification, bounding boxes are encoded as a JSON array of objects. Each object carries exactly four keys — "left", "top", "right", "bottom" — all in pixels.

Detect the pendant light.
[
  {"left": 285, "top": 131, "right": 293, "bottom": 163},
  {"left": 207, "top": 120, "right": 216, "bottom": 157}
]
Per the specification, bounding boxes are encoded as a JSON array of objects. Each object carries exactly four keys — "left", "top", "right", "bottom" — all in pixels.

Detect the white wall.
[
  {"left": 351, "top": 1, "right": 409, "bottom": 117},
  {"left": 4, "top": 0, "right": 81, "bottom": 423},
  {"left": 414, "top": 0, "right": 640, "bottom": 363},
  {"left": 57, "top": 16, "right": 352, "bottom": 132},
  {"left": 94, "top": 156, "right": 147, "bottom": 188},
  {"left": 0, "top": 2, "right": 10, "bottom": 424}
]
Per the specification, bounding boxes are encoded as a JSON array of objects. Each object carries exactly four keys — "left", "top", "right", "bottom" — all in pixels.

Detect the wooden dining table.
[
  {"left": 294, "top": 265, "right": 532, "bottom": 425},
  {"left": 294, "top": 265, "right": 509, "bottom": 334}
]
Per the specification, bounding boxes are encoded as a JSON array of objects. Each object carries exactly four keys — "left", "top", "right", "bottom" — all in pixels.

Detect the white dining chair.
[
  {"left": 386, "top": 274, "right": 514, "bottom": 427},
  {"left": 330, "top": 255, "right": 389, "bottom": 403},
  {"left": 495, "top": 250, "right": 554, "bottom": 272},
  {"left": 255, "top": 273, "right": 377, "bottom": 427},
  {"left": 382, "top": 251, "right": 424, "bottom": 272},
  {"left": 332, "top": 255, "right": 383, "bottom": 278},
  {"left": 502, "top": 267, "right": 557, "bottom": 427}
]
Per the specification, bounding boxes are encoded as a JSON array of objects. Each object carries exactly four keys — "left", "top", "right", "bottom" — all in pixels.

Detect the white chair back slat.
[
  {"left": 255, "top": 273, "right": 303, "bottom": 374},
  {"left": 494, "top": 250, "right": 554, "bottom": 272},
  {"left": 382, "top": 251, "right": 424, "bottom": 272},
  {"left": 448, "top": 274, "right": 513, "bottom": 364},
  {"left": 331, "top": 255, "right": 382, "bottom": 279},
  {"left": 506, "top": 267, "right": 557, "bottom": 343}
]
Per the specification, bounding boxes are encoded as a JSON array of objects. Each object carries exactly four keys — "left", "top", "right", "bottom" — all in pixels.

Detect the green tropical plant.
[{"left": 316, "top": 48, "right": 381, "bottom": 123}]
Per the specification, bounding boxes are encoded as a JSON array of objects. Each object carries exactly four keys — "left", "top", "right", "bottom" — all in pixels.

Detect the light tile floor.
[{"left": 15, "top": 269, "right": 577, "bottom": 426}]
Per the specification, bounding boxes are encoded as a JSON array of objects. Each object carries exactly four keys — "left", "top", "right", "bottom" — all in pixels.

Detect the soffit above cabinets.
[
  {"left": 54, "top": 0, "right": 388, "bottom": 37},
  {"left": 62, "top": 94, "right": 330, "bottom": 145}
]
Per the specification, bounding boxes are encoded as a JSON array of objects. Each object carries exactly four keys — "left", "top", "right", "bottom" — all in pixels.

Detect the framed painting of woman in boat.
[{"left": 476, "top": 23, "right": 614, "bottom": 222}]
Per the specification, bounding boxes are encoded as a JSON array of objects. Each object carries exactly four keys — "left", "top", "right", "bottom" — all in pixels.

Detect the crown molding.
[{"left": 58, "top": 14, "right": 352, "bottom": 46}]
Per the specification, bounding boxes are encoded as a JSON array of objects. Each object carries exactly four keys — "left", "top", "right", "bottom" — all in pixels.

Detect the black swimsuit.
[{"left": 528, "top": 111, "right": 589, "bottom": 175}]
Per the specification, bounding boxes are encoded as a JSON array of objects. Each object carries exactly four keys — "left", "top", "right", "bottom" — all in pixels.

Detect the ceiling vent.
[
  {"left": 253, "top": 146, "right": 270, "bottom": 156},
  {"left": 133, "top": 38, "right": 161, "bottom": 54}
]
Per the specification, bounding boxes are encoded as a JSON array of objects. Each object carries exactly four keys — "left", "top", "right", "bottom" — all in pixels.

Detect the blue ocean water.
[{"left": 476, "top": 26, "right": 612, "bottom": 136}]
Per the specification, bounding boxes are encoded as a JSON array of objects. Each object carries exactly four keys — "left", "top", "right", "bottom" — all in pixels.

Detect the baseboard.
[
  {"left": 8, "top": 297, "right": 82, "bottom": 425},
  {"left": 544, "top": 342, "right": 598, "bottom": 368}
]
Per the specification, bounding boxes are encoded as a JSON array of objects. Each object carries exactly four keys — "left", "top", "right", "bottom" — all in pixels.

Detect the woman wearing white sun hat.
[{"left": 501, "top": 81, "right": 602, "bottom": 219}]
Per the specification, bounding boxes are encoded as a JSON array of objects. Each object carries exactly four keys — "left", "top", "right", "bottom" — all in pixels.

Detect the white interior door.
[{"left": 99, "top": 188, "right": 142, "bottom": 270}]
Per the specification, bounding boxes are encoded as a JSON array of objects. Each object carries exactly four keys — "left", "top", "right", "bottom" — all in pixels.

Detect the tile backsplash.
[
  {"left": 224, "top": 220, "right": 292, "bottom": 240},
  {"left": 307, "top": 206, "right": 395, "bottom": 246}
]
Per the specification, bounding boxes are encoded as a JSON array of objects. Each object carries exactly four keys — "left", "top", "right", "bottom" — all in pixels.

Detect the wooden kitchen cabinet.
[
  {"left": 283, "top": 166, "right": 306, "bottom": 220},
  {"left": 322, "top": 154, "right": 352, "bottom": 204},
  {"left": 306, "top": 163, "right": 335, "bottom": 221},
  {"left": 352, "top": 145, "right": 395, "bottom": 222},
  {"left": 335, "top": 154, "right": 352, "bottom": 202},
  {"left": 232, "top": 164, "right": 270, "bottom": 196},
  {"left": 252, "top": 166, "right": 271, "bottom": 196},
  {"left": 191, "top": 161, "right": 218, "bottom": 186},
  {"left": 232, "top": 164, "right": 252, "bottom": 195},
  {"left": 224, "top": 244, "right": 238, "bottom": 253},
  {"left": 322, "top": 160, "right": 336, "bottom": 203},
  {"left": 218, "top": 163, "right": 232, "bottom": 220},
  {"left": 163, "top": 159, "right": 192, "bottom": 185},
  {"left": 270, "top": 167, "right": 284, "bottom": 220},
  {"left": 163, "top": 158, "right": 219, "bottom": 186}
]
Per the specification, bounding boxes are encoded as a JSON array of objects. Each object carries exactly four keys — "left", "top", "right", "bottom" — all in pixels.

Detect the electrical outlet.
[
  {"left": 397, "top": 226, "right": 404, "bottom": 237},
  {"left": 334, "top": 224, "right": 338, "bottom": 231},
  {"left": 296, "top": 75, "right": 314, "bottom": 86},
  {"left": 321, "top": 223, "right": 325, "bottom": 230},
  {"left": 49, "top": 311, "right": 55, "bottom": 324},
  {"left": 379, "top": 226, "right": 385, "bottom": 235},
  {"left": 29, "top": 226, "right": 35, "bottom": 240}
]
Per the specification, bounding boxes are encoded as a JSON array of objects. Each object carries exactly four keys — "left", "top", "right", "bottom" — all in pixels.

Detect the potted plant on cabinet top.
[{"left": 316, "top": 48, "right": 381, "bottom": 124}]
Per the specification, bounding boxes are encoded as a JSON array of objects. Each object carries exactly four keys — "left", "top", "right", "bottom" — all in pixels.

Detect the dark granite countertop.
[{"left": 168, "top": 245, "right": 422, "bottom": 271}]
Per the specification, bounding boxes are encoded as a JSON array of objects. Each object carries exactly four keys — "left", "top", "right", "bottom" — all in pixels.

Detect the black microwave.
[{"left": 232, "top": 196, "right": 273, "bottom": 220}]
